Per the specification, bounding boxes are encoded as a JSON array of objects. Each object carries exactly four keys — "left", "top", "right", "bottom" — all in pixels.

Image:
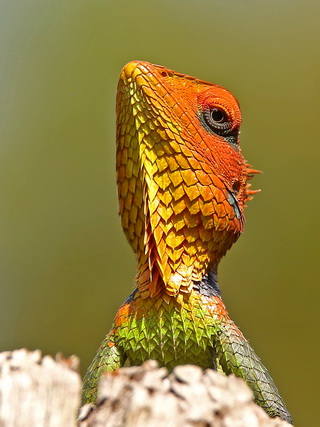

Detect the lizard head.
[{"left": 116, "top": 61, "right": 258, "bottom": 297}]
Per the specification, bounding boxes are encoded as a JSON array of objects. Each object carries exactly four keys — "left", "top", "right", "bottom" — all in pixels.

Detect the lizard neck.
[
  {"left": 120, "top": 130, "right": 242, "bottom": 297},
  {"left": 133, "top": 202, "right": 233, "bottom": 298},
  {"left": 135, "top": 252, "right": 222, "bottom": 301}
]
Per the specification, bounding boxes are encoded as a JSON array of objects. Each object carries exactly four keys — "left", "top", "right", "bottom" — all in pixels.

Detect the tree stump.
[
  {"left": 0, "top": 350, "right": 292, "bottom": 426},
  {"left": 79, "top": 360, "right": 291, "bottom": 427}
]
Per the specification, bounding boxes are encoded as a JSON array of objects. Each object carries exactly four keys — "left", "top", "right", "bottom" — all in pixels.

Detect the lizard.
[{"left": 82, "top": 60, "right": 292, "bottom": 424}]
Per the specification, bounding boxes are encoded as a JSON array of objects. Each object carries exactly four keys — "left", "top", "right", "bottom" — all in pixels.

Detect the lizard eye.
[
  {"left": 202, "top": 107, "right": 233, "bottom": 134},
  {"left": 211, "top": 108, "right": 227, "bottom": 123},
  {"left": 197, "top": 89, "right": 242, "bottom": 147}
]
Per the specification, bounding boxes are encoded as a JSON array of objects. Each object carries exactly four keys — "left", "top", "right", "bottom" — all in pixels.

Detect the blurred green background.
[{"left": 0, "top": 1, "right": 318, "bottom": 424}]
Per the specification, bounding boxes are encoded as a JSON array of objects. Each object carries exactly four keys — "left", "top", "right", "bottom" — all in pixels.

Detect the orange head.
[{"left": 116, "top": 61, "right": 258, "bottom": 297}]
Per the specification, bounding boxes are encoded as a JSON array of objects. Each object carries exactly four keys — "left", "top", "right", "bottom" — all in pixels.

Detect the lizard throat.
[{"left": 128, "top": 164, "right": 240, "bottom": 296}]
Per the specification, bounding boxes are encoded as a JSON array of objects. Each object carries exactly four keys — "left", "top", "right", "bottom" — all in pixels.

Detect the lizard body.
[{"left": 83, "top": 61, "right": 292, "bottom": 424}]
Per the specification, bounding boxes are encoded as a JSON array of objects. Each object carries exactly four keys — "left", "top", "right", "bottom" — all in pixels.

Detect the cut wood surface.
[
  {"left": 0, "top": 349, "right": 81, "bottom": 427},
  {"left": 0, "top": 350, "right": 292, "bottom": 426},
  {"left": 79, "top": 360, "right": 291, "bottom": 427}
]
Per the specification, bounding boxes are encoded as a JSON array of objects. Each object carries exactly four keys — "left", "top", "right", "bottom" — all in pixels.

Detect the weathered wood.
[
  {"left": 79, "top": 360, "right": 291, "bottom": 427},
  {"left": 0, "top": 349, "right": 81, "bottom": 427},
  {"left": 0, "top": 350, "right": 292, "bottom": 426}
]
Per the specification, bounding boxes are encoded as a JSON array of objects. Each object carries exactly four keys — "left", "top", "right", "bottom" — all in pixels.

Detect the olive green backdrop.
[{"left": 0, "top": 1, "right": 318, "bottom": 425}]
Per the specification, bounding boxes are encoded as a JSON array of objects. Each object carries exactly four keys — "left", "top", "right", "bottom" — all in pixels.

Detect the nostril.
[
  {"left": 232, "top": 180, "right": 241, "bottom": 194},
  {"left": 160, "top": 70, "right": 168, "bottom": 77}
]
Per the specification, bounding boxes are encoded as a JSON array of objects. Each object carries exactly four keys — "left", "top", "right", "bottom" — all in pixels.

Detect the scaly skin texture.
[{"left": 83, "top": 61, "right": 292, "bottom": 424}]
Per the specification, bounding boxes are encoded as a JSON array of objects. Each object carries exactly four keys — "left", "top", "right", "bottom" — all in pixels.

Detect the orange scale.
[
  {"left": 207, "top": 239, "right": 220, "bottom": 253},
  {"left": 172, "top": 198, "right": 187, "bottom": 215},
  {"left": 133, "top": 190, "right": 143, "bottom": 210},
  {"left": 185, "top": 244, "right": 197, "bottom": 257},
  {"left": 120, "top": 178, "right": 129, "bottom": 198},
  {"left": 167, "top": 157, "right": 180, "bottom": 172},
  {"left": 179, "top": 144, "right": 193, "bottom": 158},
  {"left": 170, "top": 171, "right": 184, "bottom": 188},
  {"left": 182, "top": 232, "right": 198, "bottom": 244},
  {"left": 155, "top": 236, "right": 167, "bottom": 259},
  {"left": 121, "top": 211, "right": 129, "bottom": 229},
  {"left": 181, "top": 253, "right": 193, "bottom": 268},
  {"left": 169, "top": 246, "right": 184, "bottom": 262},
  {"left": 118, "top": 197, "right": 124, "bottom": 214},
  {"left": 163, "top": 143, "right": 174, "bottom": 155},
  {"left": 202, "top": 163, "right": 212, "bottom": 175},
  {"left": 200, "top": 201, "right": 214, "bottom": 217},
  {"left": 140, "top": 84, "right": 155, "bottom": 99},
  {"left": 118, "top": 164, "right": 126, "bottom": 183},
  {"left": 213, "top": 215, "right": 230, "bottom": 231},
  {"left": 199, "top": 185, "right": 214, "bottom": 202},
  {"left": 114, "top": 303, "right": 131, "bottom": 327},
  {"left": 152, "top": 222, "right": 164, "bottom": 244},
  {"left": 186, "top": 198, "right": 200, "bottom": 215},
  {"left": 121, "top": 147, "right": 128, "bottom": 163},
  {"left": 214, "top": 188, "right": 227, "bottom": 205},
  {"left": 127, "top": 224, "right": 135, "bottom": 242},
  {"left": 153, "top": 141, "right": 166, "bottom": 157},
  {"left": 128, "top": 175, "right": 136, "bottom": 193},
  {"left": 158, "top": 191, "right": 173, "bottom": 206},
  {"left": 157, "top": 202, "right": 174, "bottom": 222},
  {"left": 172, "top": 216, "right": 185, "bottom": 232},
  {"left": 205, "top": 296, "right": 230, "bottom": 320},
  {"left": 181, "top": 170, "right": 198, "bottom": 187},
  {"left": 195, "top": 169, "right": 212, "bottom": 186},
  {"left": 124, "top": 191, "right": 133, "bottom": 210},
  {"left": 154, "top": 174, "right": 171, "bottom": 191},
  {"left": 202, "top": 216, "right": 214, "bottom": 230},
  {"left": 188, "top": 157, "right": 201, "bottom": 170},
  {"left": 175, "top": 153, "right": 190, "bottom": 169},
  {"left": 137, "top": 112, "right": 147, "bottom": 124},
  {"left": 171, "top": 102, "right": 184, "bottom": 118},
  {"left": 134, "top": 218, "right": 143, "bottom": 236},
  {"left": 211, "top": 174, "right": 226, "bottom": 190},
  {"left": 145, "top": 147, "right": 158, "bottom": 164},
  {"left": 124, "top": 133, "right": 132, "bottom": 147},
  {"left": 166, "top": 231, "right": 185, "bottom": 249},
  {"left": 149, "top": 97, "right": 162, "bottom": 111},
  {"left": 184, "top": 184, "right": 200, "bottom": 202},
  {"left": 199, "top": 228, "right": 213, "bottom": 242},
  {"left": 148, "top": 197, "right": 160, "bottom": 215},
  {"left": 125, "top": 158, "right": 134, "bottom": 178},
  {"left": 182, "top": 210, "right": 201, "bottom": 228}
]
